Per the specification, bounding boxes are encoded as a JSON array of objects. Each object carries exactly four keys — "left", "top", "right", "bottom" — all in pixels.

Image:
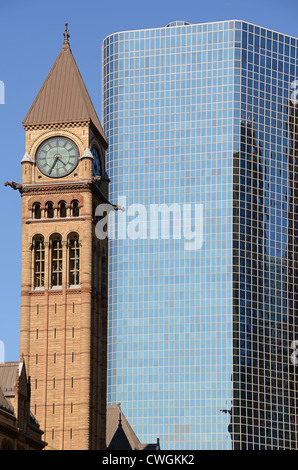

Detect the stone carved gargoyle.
[{"left": 4, "top": 181, "right": 23, "bottom": 193}]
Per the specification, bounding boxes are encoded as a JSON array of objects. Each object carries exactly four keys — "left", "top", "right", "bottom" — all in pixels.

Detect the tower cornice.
[
  {"left": 21, "top": 179, "right": 100, "bottom": 196},
  {"left": 23, "top": 119, "right": 91, "bottom": 131}
]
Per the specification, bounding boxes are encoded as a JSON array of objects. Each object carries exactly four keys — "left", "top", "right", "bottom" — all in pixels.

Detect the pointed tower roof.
[{"left": 23, "top": 23, "right": 108, "bottom": 148}]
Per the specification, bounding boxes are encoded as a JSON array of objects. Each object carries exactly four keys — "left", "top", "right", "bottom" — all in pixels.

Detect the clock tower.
[{"left": 18, "top": 24, "right": 109, "bottom": 450}]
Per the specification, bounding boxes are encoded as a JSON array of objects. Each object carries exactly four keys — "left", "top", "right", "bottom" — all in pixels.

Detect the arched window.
[
  {"left": 51, "top": 234, "right": 63, "bottom": 287},
  {"left": 71, "top": 200, "right": 79, "bottom": 217},
  {"left": 33, "top": 202, "right": 41, "bottom": 220},
  {"left": 33, "top": 235, "right": 45, "bottom": 288},
  {"left": 69, "top": 233, "right": 80, "bottom": 286},
  {"left": 58, "top": 201, "right": 67, "bottom": 218},
  {"left": 46, "top": 202, "right": 54, "bottom": 218}
]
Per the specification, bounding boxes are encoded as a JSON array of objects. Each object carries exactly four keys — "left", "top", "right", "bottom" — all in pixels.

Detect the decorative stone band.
[
  {"left": 23, "top": 120, "right": 91, "bottom": 131},
  {"left": 21, "top": 179, "right": 101, "bottom": 195}
]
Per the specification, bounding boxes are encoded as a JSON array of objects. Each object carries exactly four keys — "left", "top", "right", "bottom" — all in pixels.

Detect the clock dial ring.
[{"left": 36, "top": 136, "right": 79, "bottom": 178}]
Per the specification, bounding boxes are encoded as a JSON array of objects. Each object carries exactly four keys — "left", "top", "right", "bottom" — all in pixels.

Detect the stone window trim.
[
  {"left": 29, "top": 198, "right": 83, "bottom": 220},
  {"left": 31, "top": 233, "right": 82, "bottom": 290}
]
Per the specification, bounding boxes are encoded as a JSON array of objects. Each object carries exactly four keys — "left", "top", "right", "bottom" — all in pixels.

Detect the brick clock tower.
[{"left": 14, "top": 25, "right": 109, "bottom": 450}]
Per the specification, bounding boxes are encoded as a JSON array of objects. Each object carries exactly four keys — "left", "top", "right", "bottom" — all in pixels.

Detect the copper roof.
[
  {"left": 0, "top": 386, "right": 14, "bottom": 414},
  {"left": 0, "top": 361, "right": 20, "bottom": 397},
  {"left": 23, "top": 25, "right": 108, "bottom": 147}
]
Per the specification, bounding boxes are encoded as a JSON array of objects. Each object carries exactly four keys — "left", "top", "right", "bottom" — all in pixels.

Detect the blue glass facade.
[{"left": 103, "top": 20, "right": 298, "bottom": 449}]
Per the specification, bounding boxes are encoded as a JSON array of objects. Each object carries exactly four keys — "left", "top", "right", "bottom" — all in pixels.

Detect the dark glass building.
[{"left": 103, "top": 20, "right": 298, "bottom": 449}]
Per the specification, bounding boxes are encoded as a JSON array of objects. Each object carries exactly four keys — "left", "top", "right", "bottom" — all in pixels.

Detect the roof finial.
[{"left": 63, "top": 22, "right": 70, "bottom": 47}]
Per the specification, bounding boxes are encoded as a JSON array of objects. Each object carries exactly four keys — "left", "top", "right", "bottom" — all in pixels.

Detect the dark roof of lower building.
[{"left": 107, "top": 404, "right": 160, "bottom": 451}]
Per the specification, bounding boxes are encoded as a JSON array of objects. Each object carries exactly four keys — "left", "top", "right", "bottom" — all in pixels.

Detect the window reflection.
[{"left": 104, "top": 20, "right": 298, "bottom": 450}]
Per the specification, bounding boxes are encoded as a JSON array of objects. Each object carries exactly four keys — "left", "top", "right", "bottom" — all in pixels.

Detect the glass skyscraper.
[{"left": 102, "top": 20, "right": 298, "bottom": 449}]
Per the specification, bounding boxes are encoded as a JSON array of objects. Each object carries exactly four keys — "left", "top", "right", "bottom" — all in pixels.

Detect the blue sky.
[{"left": 0, "top": 0, "right": 298, "bottom": 361}]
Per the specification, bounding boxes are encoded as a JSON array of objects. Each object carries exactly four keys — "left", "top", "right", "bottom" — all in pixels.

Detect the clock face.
[
  {"left": 36, "top": 137, "right": 79, "bottom": 178},
  {"left": 91, "top": 144, "right": 102, "bottom": 177}
]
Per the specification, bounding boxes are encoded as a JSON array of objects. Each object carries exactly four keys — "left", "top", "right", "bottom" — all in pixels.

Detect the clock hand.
[
  {"left": 49, "top": 156, "right": 59, "bottom": 175},
  {"left": 57, "top": 155, "right": 67, "bottom": 166}
]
